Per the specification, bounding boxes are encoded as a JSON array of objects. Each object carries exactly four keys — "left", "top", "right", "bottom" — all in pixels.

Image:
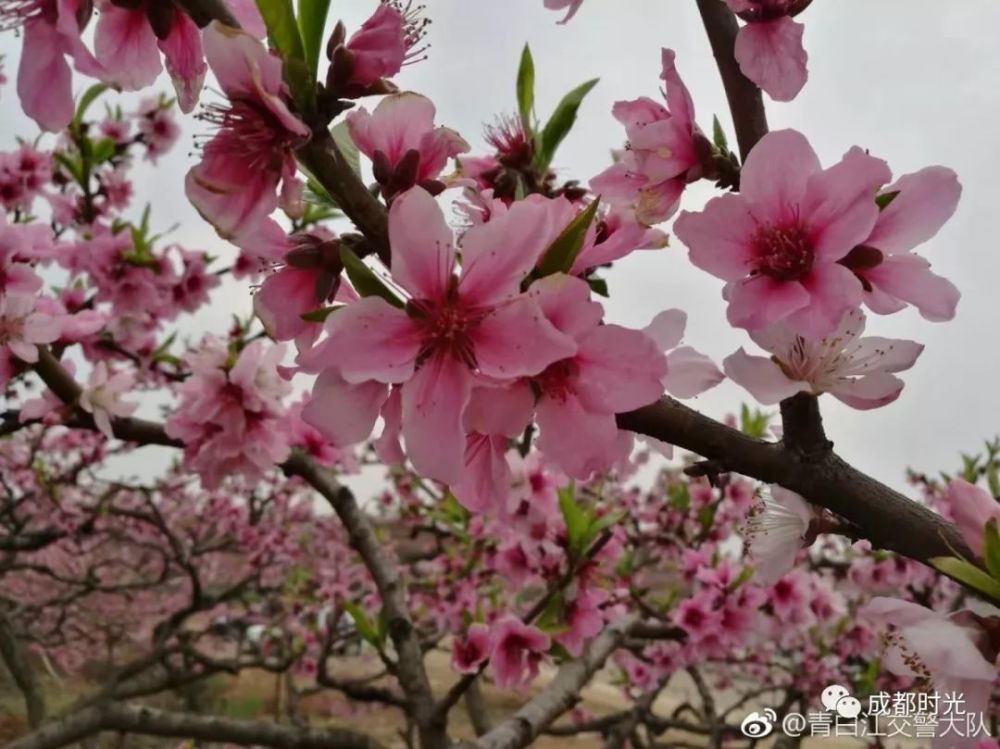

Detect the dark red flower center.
[
  {"left": 408, "top": 296, "right": 486, "bottom": 369},
  {"left": 751, "top": 223, "right": 814, "bottom": 282}
]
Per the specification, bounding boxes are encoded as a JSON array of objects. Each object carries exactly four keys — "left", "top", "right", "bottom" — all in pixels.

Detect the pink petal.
[
  {"left": 948, "top": 478, "right": 1000, "bottom": 557},
  {"left": 574, "top": 325, "right": 667, "bottom": 413},
  {"left": 297, "top": 297, "right": 421, "bottom": 383},
  {"left": 302, "top": 369, "right": 389, "bottom": 446},
  {"left": 225, "top": 0, "right": 268, "bottom": 38},
  {"left": 461, "top": 198, "right": 556, "bottom": 306},
  {"left": 387, "top": 186, "right": 455, "bottom": 300},
  {"left": 536, "top": 394, "right": 622, "bottom": 480},
  {"left": 829, "top": 372, "right": 904, "bottom": 410},
  {"left": 862, "top": 253, "right": 960, "bottom": 322},
  {"left": 645, "top": 309, "right": 686, "bottom": 351},
  {"left": 17, "top": 20, "right": 74, "bottom": 132},
  {"left": 94, "top": 3, "right": 163, "bottom": 90},
  {"left": 660, "top": 48, "right": 695, "bottom": 130},
  {"left": 663, "top": 346, "right": 724, "bottom": 398},
  {"left": 529, "top": 274, "right": 603, "bottom": 340},
  {"left": 866, "top": 167, "right": 962, "bottom": 255},
  {"left": 185, "top": 159, "right": 279, "bottom": 239},
  {"left": 802, "top": 146, "right": 890, "bottom": 261},
  {"left": 453, "top": 434, "right": 510, "bottom": 513},
  {"left": 464, "top": 382, "right": 535, "bottom": 438},
  {"left": 373, "top": 387, "right": 405, "bottom": 465},
  {"left": 739, "top": 129, "right": 820, "bottom": 222},
  {"left": 347, "top": 93, "right": 437, "bottom": 165},
  {"left": 674, "top": 194, "right": 756, "bottom": 281},
  {"left": 253, "top": 266, "right": 318, "bottom": 341},
  {"left": 158, "top": 10, "right": 207, "bottom": 114},
  {"left": 783, "top": 263, "right": 863, "bottom": 339},
  {"left": 844, "top": 336, "right": 924, "bottom": 374},
  {"left": 723, "top": 348, "right": 806, "bottom": 404},
  {"left": 473, "top": 297, "right": 577, "bottom": 379},
  {"left": 725, "top": 276, "right": 811, "bottom": 331},
  {"left": 733, "top": 17, "right": 808, "bottom": 103},
  {"left": 401, "top": 354, "right": 473, "bottom": 485}
]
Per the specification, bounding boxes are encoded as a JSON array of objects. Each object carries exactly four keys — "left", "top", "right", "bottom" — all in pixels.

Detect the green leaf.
[
  {"left": 535, "top": 198, "right": 600, "bottom": 277},
  {"left": 558, "top": 485, "right": 588, "bottom": 559},
  {"left": 331, "top": 120, "right": 361, "bottom": 178},
  {"left": 586, "top": 276, "right": 608, "bottom": 297},
  {"left": 535, "top": 78, "right": 599, "bottom": 171},
  {"left": 983, "top": 519, "right": 1000, "bottom": 580},
  {"left": 256, "top": 0, "right": 305, "bottom": 63},
  {"left": 712, "top": 115, "right": 728, "bottom": 153},
  {"left": 73, "top": 84, "right": 110, "bottom": 128},
  {"left": 299, "top": 305, "right": 340, "bottom": 322},
  {"left": 339, "top": 245, "right": 404, "bottom": 309},
  {"left": 875, "top": 190, "right": 900, "bottom": 210},
  {"left": 90, "top": 138, "right": 116, "bottom": 165},
  {"left": 728, "top": 565, "right": 755, "bottom": 592},
  {"left": 297, "top": 0, "right": 331, "bottom": 77},
  {"left": 516, "top": 44, "right": 535, "bottom": 130},
  {"left": 668, "top": 484, "right": 690, "bottom": 511},
  {"left": 341, "top": 601, "right": 380, "bottom": 647},
  {"left": 931, "top": 556, "right": 1000, "bottom": 601}
]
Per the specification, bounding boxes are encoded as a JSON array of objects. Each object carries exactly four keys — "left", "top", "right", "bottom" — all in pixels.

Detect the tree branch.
[
  {"left": 695, "top": 0, "right": 769, "bottom": 159},
  {"left": 618, "top": 398, "right": 974, "bottom": 568},
  {"left": 466, "top": 615, "right": 638, "bottom": 749},
  {"left": 282, "top": 453, "right": 447, "bottom": 749},
  {"left": 0, "top": 609, "right": 47, "bottom": 728},
  {"left": 4, "top": 702, "right": 387, "bottom": 749}
]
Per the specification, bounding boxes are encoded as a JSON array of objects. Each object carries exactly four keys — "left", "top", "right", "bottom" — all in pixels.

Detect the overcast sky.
[{"left": 1, "top": 0, "right": 997, "bottom": 496}]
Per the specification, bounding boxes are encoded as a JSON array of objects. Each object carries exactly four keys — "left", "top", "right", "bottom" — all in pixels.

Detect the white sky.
[{"left": 2, "top": 0, "right": 998, "bottom": 495}]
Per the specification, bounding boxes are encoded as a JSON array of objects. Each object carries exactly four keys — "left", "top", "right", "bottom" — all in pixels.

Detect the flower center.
[
  {"left": 751, "top": 223, "right": 814, "bottom": 282},
  {"left": 534, "top": 358, "right": 580, "bottom": 402},
  {"left": 198, "top": 101, "right": 298, "bottom": 172},
  {"left": 408, "top": 298, "right": 484, "bottom": 369}
]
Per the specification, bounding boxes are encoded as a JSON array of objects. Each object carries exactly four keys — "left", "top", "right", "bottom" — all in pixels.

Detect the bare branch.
[
  {"left": 0, "top": 608, "right": 47, "bottom": 727},
  {"left": 5, "top": 702, "right": 387, "bottom": 749}
]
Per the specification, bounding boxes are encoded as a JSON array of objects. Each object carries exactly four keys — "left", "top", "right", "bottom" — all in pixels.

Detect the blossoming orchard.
[{"left": 0, "top": 0, "right": 996, "bottom": 748}]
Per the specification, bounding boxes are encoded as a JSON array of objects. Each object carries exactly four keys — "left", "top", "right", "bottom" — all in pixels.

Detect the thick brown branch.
[
  {"left": 467, "top": 615, "right": 638, "bottom": 749},
  {"left": 618, "top": 398, "right": 973, "bottom": 567},
  {"left": 4, "top": 702, "right": 386, "bottom": 749},
  {"left": 695, "top": 0, "right": 769, "bottom": 159}
]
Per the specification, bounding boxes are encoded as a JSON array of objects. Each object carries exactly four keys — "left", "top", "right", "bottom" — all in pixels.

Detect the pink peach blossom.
[
  {"left": 346, "top": 93, "right": 469, "bottom": 200},
  {"left": 185, "top": 23, "right": 310, "bottom": 238},
  {"left": 674, "top": 129, "right": 893, "bottom": 337},
  {"left": 945, "top": 479, "right": 1000, "bottom": 559},
  {"left": 861, "top": 597, "right": 997, "bottom": 748},
  {"left": 79, "top": 362, "right": 137, "bottom": 438},
  {"left": 849, "top": 166, "right": 962, "bottom": 321},
  {"left": 723, "top": 308, "right": 923, "bottom": 409},
  {"left": 342, "top": 2, "right": 411, "bottom": 88},
  {"left": 591, "top": 49, "right": 698, "bottom": 226},
  {"left": 299, "top": 187, "right": 576, "bottom": 485},
  {"left": 489, "top": 616, "right": 550, "bottom": 690},
  {"left": 451, "top": 623, "right": 490, "bottom": 674},
  {"left": 0, "top": 293, "right": 61, "bottom": 370},
  {"left": 744, "top": 487, "right": 819, "bottom": 584}
]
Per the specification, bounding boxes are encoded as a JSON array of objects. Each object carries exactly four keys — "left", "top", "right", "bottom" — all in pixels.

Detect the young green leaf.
[
  {"left": 339, "top": 245, "right": 405, "bottom": 309},
  {"left": 712, "top": 115, "right": 728, "bottom": 153},
  {"left": 256, "top": 0, "right": 305, "bottom": 63},
  {"left": 983, "top": 519, "right": 1000, "bottom": 580},
  {"left": 516, "top": 44, "right": 536, "bottom": 130},
  {"left": 73, "top": 84, "right": 110, "bottom": 128},
  {"left": 931, "top": 556, "right": 1000, "bottom": 601},
  {"left": 331, "top": 120, "right": 361, "bottom": 178},
  {"left": 558, "top": 485, "right": 588, "bottom": 559},
  {"left": 297, "top": 0, "right": 331, "bottom": 77},
  {"left": 341, "top": 601, "right": 380, "bottom": 646},
  {"left": 535, "top": 78, "right": 599, "bottom": 171},
  {"left": 535, "top": 198, "right": 600, "bottom": 277}
]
